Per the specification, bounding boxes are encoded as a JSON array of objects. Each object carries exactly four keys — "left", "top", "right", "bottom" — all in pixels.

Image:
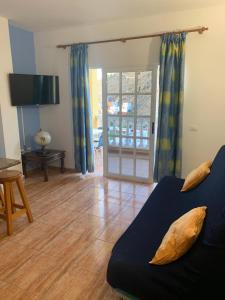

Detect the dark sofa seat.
[{"left": 107, "top": 146, "right": 225, "bottom": 300}]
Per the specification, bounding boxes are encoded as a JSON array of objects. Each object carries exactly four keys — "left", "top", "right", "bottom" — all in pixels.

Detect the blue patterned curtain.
[
  {"left": 154, "top": 33, "right": 186, "bottom": 182},
  {"left": 70, "top": 44, "right": 94, "bottom": 174}
]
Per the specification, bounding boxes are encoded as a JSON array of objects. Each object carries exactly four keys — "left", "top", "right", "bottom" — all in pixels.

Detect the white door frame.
[{"left": 102, "top": 65, "right": 158, "bottom": 183}]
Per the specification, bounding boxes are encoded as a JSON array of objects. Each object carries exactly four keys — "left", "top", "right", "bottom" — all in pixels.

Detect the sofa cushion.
[
  {"left": 150, "top": 206, "right": 207, "bottom": 265},
  {"left": 181, "top": 161, "right": 212, "bottom": 192},
  {"left": 203, "top": 207, "right": 225, "bottom": 248}
]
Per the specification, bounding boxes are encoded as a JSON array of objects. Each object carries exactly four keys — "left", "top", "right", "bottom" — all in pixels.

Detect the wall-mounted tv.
[{"left": 9, "top": 74, "right": 59, "bottom": 106}]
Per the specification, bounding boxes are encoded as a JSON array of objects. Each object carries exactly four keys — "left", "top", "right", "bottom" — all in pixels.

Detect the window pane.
[
  {"left": 108, "top": 154, "right": 120, "bottom": 174},
  {"left": 121, "top": 157, "right": 134, "bottom": 176},
  {"left": 107, "top": 95, "right": 120, "bottom": 115},
  {"left": 122, "top": 138, "right": 134, "bottom": 148},
  {"left": 136, "top": 159, "right": 149, "bottom": 178},
  {"left": 107, "top": 72, "right": 119, "bottom": 93},
  {"left": 122, "top": 95, "right": 135, "bottom": 115},
  {"left": 136, "top": 118, "right": 150, "bottom": 138},
  {"left": 137, "top": 95, "right": 151, "bottom": 116},
  {"left": 108, "top": 116, "right": 120, "bottom": 136},
  {"left": 122, "top": 117, "right": 134, "bottom": 136},
  {"left": 108, "top": 136, "right": 120, "bottom": 147},
  {"left": 122, "top": 72, "right": 135, "bottom": 93},
  {"left": 136, "top": 138, "right": 149, "bottom": 150},
  {"left": 137, "top": 71, "right": 152, "bottom": 93}
]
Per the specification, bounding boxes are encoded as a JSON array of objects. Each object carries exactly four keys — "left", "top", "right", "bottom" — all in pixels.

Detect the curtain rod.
[{"left": 57, "top": 26, "right": 208, "bottom": 49}]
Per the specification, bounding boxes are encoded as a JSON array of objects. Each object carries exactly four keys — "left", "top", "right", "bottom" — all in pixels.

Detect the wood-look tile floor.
[{"left": 0, "top": 168, "right": 155, "bottom": 300}]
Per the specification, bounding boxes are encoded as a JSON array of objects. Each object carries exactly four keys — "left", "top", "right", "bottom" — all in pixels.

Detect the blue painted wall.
[{"left": 9, "top": 23, "right": 40, "bottom": 151}]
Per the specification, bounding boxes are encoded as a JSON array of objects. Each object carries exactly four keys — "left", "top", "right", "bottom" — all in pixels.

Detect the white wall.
[
  {"left": 0, "top": 17, "right": 21, "bottom": 161},
  {"left": 35, "top": 4, "right": 225, "bottom": 176}
]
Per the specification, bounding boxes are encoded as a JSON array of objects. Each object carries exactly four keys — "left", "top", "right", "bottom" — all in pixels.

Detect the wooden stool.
[{"left": 0, "top": 170, "right": 33, "bottom": 235}]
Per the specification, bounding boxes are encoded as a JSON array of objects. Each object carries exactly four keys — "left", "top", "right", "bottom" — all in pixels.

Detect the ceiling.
[{"left": 0, "top": 0, "right": 224, "bottom": 32}]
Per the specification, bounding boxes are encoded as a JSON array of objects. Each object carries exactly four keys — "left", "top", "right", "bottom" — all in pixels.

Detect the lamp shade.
[{"left": 34, "top": 129, "right": 51, "bottom": 147}]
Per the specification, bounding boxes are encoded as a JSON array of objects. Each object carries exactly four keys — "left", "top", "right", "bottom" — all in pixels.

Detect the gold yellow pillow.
[
  {"left": 181, "top": 161, "right": 212, "bottom": 192},
  {"left": 149, "top": 206, "right": 207, "bottom": 265}
]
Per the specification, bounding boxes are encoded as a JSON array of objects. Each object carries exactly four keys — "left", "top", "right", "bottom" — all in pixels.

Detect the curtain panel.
[
  {"left": 154, "top": 33, "right": 186, "bottom": 182},
  {"left": 70, "top": 44, "right": 94, "bottom": 174}
]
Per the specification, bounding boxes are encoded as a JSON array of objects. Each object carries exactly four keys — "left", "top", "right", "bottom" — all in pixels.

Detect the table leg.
[
  {"left": 43, "top": 163, "right": 49, "bottom": 182},
  {"left": 61, "top": 157, "right": 65, "bottom": 173},
  {"left": 22, "top": 160, "right": 28, "bottom": 178},
  {"left": 0, "top": 185, "right": 4, "bottom": 208}
]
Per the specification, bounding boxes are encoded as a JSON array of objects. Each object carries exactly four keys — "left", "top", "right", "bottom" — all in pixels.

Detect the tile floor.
[{"left": 0, "top": 168, "right": 155, "bottom": 299}]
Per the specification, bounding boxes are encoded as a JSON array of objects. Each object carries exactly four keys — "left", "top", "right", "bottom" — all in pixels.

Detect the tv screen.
[{"left": 9, "top": 74, "right": 59, "bottom": 106}]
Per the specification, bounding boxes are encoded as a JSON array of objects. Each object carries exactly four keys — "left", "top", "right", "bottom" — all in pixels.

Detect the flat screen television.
[{"left": 9, "top": 74, "right": 59, "bottom": 106}]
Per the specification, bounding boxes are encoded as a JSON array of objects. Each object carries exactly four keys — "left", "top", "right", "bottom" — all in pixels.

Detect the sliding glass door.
[{"left": 103, "top": 67, "right": 157, "bottom": 183}]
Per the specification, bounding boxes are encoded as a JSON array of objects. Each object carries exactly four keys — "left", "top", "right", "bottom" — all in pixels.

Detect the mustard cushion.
[
  {"left": 181, "top": 161, "right": 212, "bottom": 192},
  {"left": 149, "top": 206, "right": 207, "bottom": 265}
]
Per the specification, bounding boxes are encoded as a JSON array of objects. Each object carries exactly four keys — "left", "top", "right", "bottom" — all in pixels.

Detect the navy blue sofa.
[{"left": 107, "top": 146, "right": 225, "bottom": 299}]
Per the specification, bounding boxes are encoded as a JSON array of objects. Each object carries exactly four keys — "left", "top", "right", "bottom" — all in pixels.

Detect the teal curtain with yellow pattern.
[
  {"left": 70, "top": 44, "right": 94, "bottom": 174},
  {"left": 154, "top": 33, "right": 186, "bottom": 182}
]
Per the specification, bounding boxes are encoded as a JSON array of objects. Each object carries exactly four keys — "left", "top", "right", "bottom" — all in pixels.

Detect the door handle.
[{"left": 152, "top": 122, "right": 155, "bottom": 135}]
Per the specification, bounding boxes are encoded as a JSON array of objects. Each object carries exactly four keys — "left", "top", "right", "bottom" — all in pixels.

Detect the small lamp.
[{"left": 34, "top": 129, "right": 51, "bottom": 154}]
